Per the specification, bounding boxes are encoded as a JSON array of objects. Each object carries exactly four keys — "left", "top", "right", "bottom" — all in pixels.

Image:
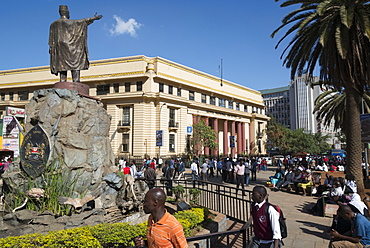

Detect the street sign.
[{"left": 187, "top": 126, "right": 193, "bottom": 135}]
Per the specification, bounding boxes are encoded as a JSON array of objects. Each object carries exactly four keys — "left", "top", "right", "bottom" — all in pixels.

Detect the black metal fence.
[{"left": 155, "top": 178, "right": 254, "bottom": 247}]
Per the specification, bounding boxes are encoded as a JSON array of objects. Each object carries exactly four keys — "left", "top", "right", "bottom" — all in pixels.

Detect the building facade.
[
  {"left": 0, "top": 55, "right": 268, "bottom": 158},
  {"left": 260, "top": 86, "right": 290, "bottom": 128},
  {"left": 261, "top": 74, "right": 337, "bottom": 141}
]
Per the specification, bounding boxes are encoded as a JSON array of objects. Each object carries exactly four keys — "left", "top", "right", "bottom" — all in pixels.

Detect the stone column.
[
  {"left": 241, "top": 122, "right": 246, "bottom": 154},
  {"left": 223, "top": 120, "right": 228, "bottom": 156},
  {"left": 231, "top": 121, "right": 236, "bottom": 157},
  {"left": 213, "top": 118, "right": 219, "bottom": 157},
  {"left": 204, "top": 117, "right": 209, "bottom": 156},
  {"left": 237, "top": 122, "right": 242, "bottom": 155}
]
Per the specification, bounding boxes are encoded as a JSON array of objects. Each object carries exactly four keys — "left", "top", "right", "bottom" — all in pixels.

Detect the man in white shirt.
[
  {"left": 190, "top": 160, "right": 198, "bottom": 180},
  {"left": 234, "top": 161, "right": 245, "bottom": 194},
  {"left": 251, "top": 186, "right": 282, "bottom": 248}
]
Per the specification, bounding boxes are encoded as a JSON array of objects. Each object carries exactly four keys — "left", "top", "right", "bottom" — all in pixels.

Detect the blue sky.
[{"left": 0, "top": 0, "right": 297, "bottom": 91}]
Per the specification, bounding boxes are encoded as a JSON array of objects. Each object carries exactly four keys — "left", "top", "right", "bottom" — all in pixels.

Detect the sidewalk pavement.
[{"left": 182, "top": 166, "right": 332, "bottom": 248}]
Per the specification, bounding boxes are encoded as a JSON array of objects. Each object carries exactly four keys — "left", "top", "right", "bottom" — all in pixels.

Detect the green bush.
[
  {"left": 174, "top": 208, "right": 204, "bottom": 237},
  {"left": 39, "top": 227, "right": 101, "bottom": 247},
  {"left": 88, "top": 222, "right": 147, "bottom": 247}
]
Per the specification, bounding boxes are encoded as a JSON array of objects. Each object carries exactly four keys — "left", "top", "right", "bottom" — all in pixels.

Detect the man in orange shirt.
[{"left": 134, "top": 188, "right": 188, "bottom": 248}]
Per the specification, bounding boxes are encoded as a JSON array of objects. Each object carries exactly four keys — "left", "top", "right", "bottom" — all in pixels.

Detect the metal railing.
[{"left": 155, "top": 178, "right": 254, "bottom": 247}]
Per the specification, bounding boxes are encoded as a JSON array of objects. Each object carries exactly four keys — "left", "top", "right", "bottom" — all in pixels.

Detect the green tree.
[
  {"left": 272, "top": 0, "right": 370, "bottom": 197},
  {"left": 191, "top": 119, "right": 218, "bottom": 156},
  {"left": 265, "top": 117, "right": 290, "bottom": 153}
]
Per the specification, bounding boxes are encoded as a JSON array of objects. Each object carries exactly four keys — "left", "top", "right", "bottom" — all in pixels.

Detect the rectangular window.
[
  {"left": 235, "top": 102, "right": 240, "bottom": 111},
  {"left": 9, "top": 92, "right": 14, "bottom": 101},
  {"left": 136, "top": 81, "right": 142, "bottom": 91},
  {"left": 169, "top": 108, "right": 176, "bottom": 127},
  {"left": 219, "top": 98, "right": 225, "bottom": 107},
  {"left": 228, "top": 100, "right": 233, "bottom": 109},
  {"left": 97, "top": 84, "right": 110, "bottom": 95},
  {"left": 125, "top": 82, "right": 130, "bottom": 92},
  {"left": 0, "top": 93, "right": 5, "bottom": 101},
  {"left": 169, "top": 134, "right": 175, "bottom": 152},
  {"left": 18, "top": 91, "right": 29, "bottom": 101},
  {"left": 122, "top": 134, "right": 129, "bottom": 152},
  {"left": 122, "top": 107, "right": 130, "bottom": 126},
  {"left": 113, "top": 83, "right": 119, "bottom": 93},
  {"left": 168, "top": 85, "right": 173, "bottom": 94},
  {"left": 189, "top": 91, "right": 195, "bottom": 101},
  {"left": 210, "top": 96, "right": 215, "bottom": 105},
  {"left": 244, "top": 105, "right": 248, "bottom": 112},
  {"left": 159, "top": 83, "right": 164, "bottom": 92},
  {"left": 177, "top": 87, "right": 181, "bottom": 96},
  {"left": 201, "top": 93, "right": 206, "bottom": 103}
]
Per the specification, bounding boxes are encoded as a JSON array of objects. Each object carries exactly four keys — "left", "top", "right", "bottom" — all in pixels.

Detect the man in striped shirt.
[{"left": 134, "top": 188, "right": 188, "bottom": 248}]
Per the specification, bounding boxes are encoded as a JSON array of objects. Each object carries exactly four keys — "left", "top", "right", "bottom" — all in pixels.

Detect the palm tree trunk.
[{"left": 345, "top": 87, "right": 364, "bottom": 198}]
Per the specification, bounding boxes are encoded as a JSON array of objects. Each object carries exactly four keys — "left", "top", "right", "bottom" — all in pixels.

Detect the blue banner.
[{"left": 156, "top": 130, "right": 163, "bottom": 146}]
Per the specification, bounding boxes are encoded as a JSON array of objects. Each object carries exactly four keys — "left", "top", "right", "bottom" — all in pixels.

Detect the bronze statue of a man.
[{"left": 49, "top": 5, "right": 102, "bottom": 82}]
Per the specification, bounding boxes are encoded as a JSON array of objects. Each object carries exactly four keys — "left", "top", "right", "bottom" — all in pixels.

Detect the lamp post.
[{"left": 158, "top": 103, "right": 167, "bottom": 159}]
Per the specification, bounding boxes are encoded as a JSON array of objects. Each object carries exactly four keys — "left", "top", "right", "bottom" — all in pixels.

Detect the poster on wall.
[
  {"left": 156, "top": 130, "right": 163, "bottom": 147},
  {"left": 2, "top": 138, "right": 19, "bottom": 157},
  {"left": 2, "top": 116, "right": 19, "bottom": 139},
  {"left": 230, "top": 136, "right": 236, "bottom": 148}
]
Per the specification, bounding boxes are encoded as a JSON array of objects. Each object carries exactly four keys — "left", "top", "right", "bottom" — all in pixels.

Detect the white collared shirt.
[{"left": 254, "top": 200, "right": 282, "bottom": 242}]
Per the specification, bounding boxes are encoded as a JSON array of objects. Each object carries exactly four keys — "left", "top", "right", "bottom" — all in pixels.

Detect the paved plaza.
[{"left": 180, "top": 165, "right": 332, "bottom": 248}]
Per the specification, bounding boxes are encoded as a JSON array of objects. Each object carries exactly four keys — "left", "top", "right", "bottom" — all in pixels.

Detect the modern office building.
[
  {"left": 261, "top": 74, "right": 337, "bottom": 138},
  {"left": 260, "top": 86, "right": 290, "bottom": 128},
  {"left": 0, "top": 55, "right": 269, "bottom": 158}
]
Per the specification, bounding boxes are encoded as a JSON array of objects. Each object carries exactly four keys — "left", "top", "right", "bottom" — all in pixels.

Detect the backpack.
[{"left": 264, "top": 202, "right": 288, "bottom": 239}]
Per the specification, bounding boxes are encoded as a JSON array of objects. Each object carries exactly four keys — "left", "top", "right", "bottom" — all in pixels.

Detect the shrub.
[{"left": 174, "top": 208, "right": 204, "bottom": 237}]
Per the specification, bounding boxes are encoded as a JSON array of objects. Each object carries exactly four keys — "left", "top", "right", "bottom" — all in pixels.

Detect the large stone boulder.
[{"left": 8, "top": 88, "right": 115, "bottom": 207}]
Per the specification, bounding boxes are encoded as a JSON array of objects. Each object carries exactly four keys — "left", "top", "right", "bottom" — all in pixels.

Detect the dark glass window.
[
  {"left": 177, "top": 87, "right": 181, "bottom": 96},
  {"left": 219, "top": 98, "right": 225, "bottom": 107},
  {"left": 159, "top": 83, "right": 164, "bottom": 92},
  {"left": 169, "top": 134, "right": 175, "bottom": 152},
  {"left": 18, "top": 91, "right": 29, "bottom": 101},
  {"left": 0, "top": 93, "right": 5, "bottom": 101},
  {"left": 201, "top": 94, "right": 206, "bottom": 103},
  {"left": 168, "top": 85, "right": 173, "bottom": 94},
  {"left": 113, "top": 83, "right": 119, "bottom": 93},
  {"left": 97, "top": 84, "right": 110, "bottom": 95},
  {"left": 122, "top": 134, "right": 129, "bottom": 152},
  {"left": 122, "top": 107, "right": 130, "bottom": 126},
  {"left": 210, "top": 96, "right": 215, "bottom": 105},
  {"left": 125, "top": 82, "right": 130, "bottom": 92},
  {"left": 9, "top": 92, "right": 14, "bottom": 101},
  {"left": 189, "top": 91, "right": 195, "bottom": 101},
  {"left": 136, "top": 81, "right": 143, "bottom": 91}
]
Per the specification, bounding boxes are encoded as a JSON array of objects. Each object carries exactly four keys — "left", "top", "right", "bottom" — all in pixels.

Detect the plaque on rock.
[{"left": 20, "top": 125, "right": 51, "bottom": 178}]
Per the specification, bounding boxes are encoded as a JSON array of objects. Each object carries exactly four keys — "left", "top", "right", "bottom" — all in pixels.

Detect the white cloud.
[{"left": 110, "top": 15, "right": 143, "bottom": 37}]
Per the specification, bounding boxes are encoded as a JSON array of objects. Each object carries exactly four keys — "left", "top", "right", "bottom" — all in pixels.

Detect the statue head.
[{"left": 59, "top": 5, "right": 70, "bottom": 19}]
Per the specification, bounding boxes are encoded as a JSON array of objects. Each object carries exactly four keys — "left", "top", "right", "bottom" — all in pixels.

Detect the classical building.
[{"left": 0, "top": 55, "right": 268, "bottom": 158}]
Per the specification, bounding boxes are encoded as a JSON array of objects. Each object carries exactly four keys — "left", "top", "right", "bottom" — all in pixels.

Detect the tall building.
[
  {"left": 260, "top": 86, "right": 290, "bottom": 128},
  {"left": 261, "top": 74, "right": 337, "bottom": 138},
  {"left": 0, "top": 55, "right": 269, "bottom": 158}
]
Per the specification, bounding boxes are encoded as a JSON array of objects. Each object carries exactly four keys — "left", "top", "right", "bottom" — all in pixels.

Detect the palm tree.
[
  {"left": 314, "top": 88, "right": 370, "bottom": 132},
  {"left": 272, "top": 0, "right": 370, "bottom": 197}
]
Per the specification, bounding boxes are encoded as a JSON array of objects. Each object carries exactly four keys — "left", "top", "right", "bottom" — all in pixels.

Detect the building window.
[
  {"left": 189, "top": 91, "right": 195, "bottom": 101},
  {"left": 122, "top": 134, "right": 129, "bottom": 152},
  {"left": 177, "top": 87, "right": 181, "bottom": 96},
  {"left": 236, "top": 102, "right": 240, "bottom": 111},
  {"left": 9, "top": 92, "right": 14, "bottom": 101},
  {"left": 169, "top": 108, "right": 176, "bottom": 127},
  {"left": 113, "top": 83, "right": 119, "bottom": 93},
  {"left": 169, "top": 134, "right": 175, "bottom": 152},
  {"left": 244, "top": 105, "right": 248, "bottom": 112},
  {"left": 210, "top": 96, "right": 216, "bottom": 105},
  {"left": 168, "top": 85, "right": 173, "bottom": 94},
  {"left": 158, "top": 83, "right": 164, "bottom": 92},
  {"left": 201, "top": 93, "right": 206, "bottom": 103},
  {"left": 18, "top": 91, "right": 29, "bottom": 101},
  {"left": 219, "top": 98, "right": 225, "bottom": 107},
  {"left": 0, "top": 93, "right": 5, "bottom": 101},
  {"left": 97, "top": 84, "right": 110, "bottom": 95},
  {"left": 228, "top": 100, "right": 233, "bottom": 109},
  {"left": 122, "top": 107, "right": 130, "bottom": 126},
  {"left": 125, "top": 82, "right": 130, "bottom": 92},
  {"left": 136, "top": 81, "right": 142, "bottom": 91}
]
